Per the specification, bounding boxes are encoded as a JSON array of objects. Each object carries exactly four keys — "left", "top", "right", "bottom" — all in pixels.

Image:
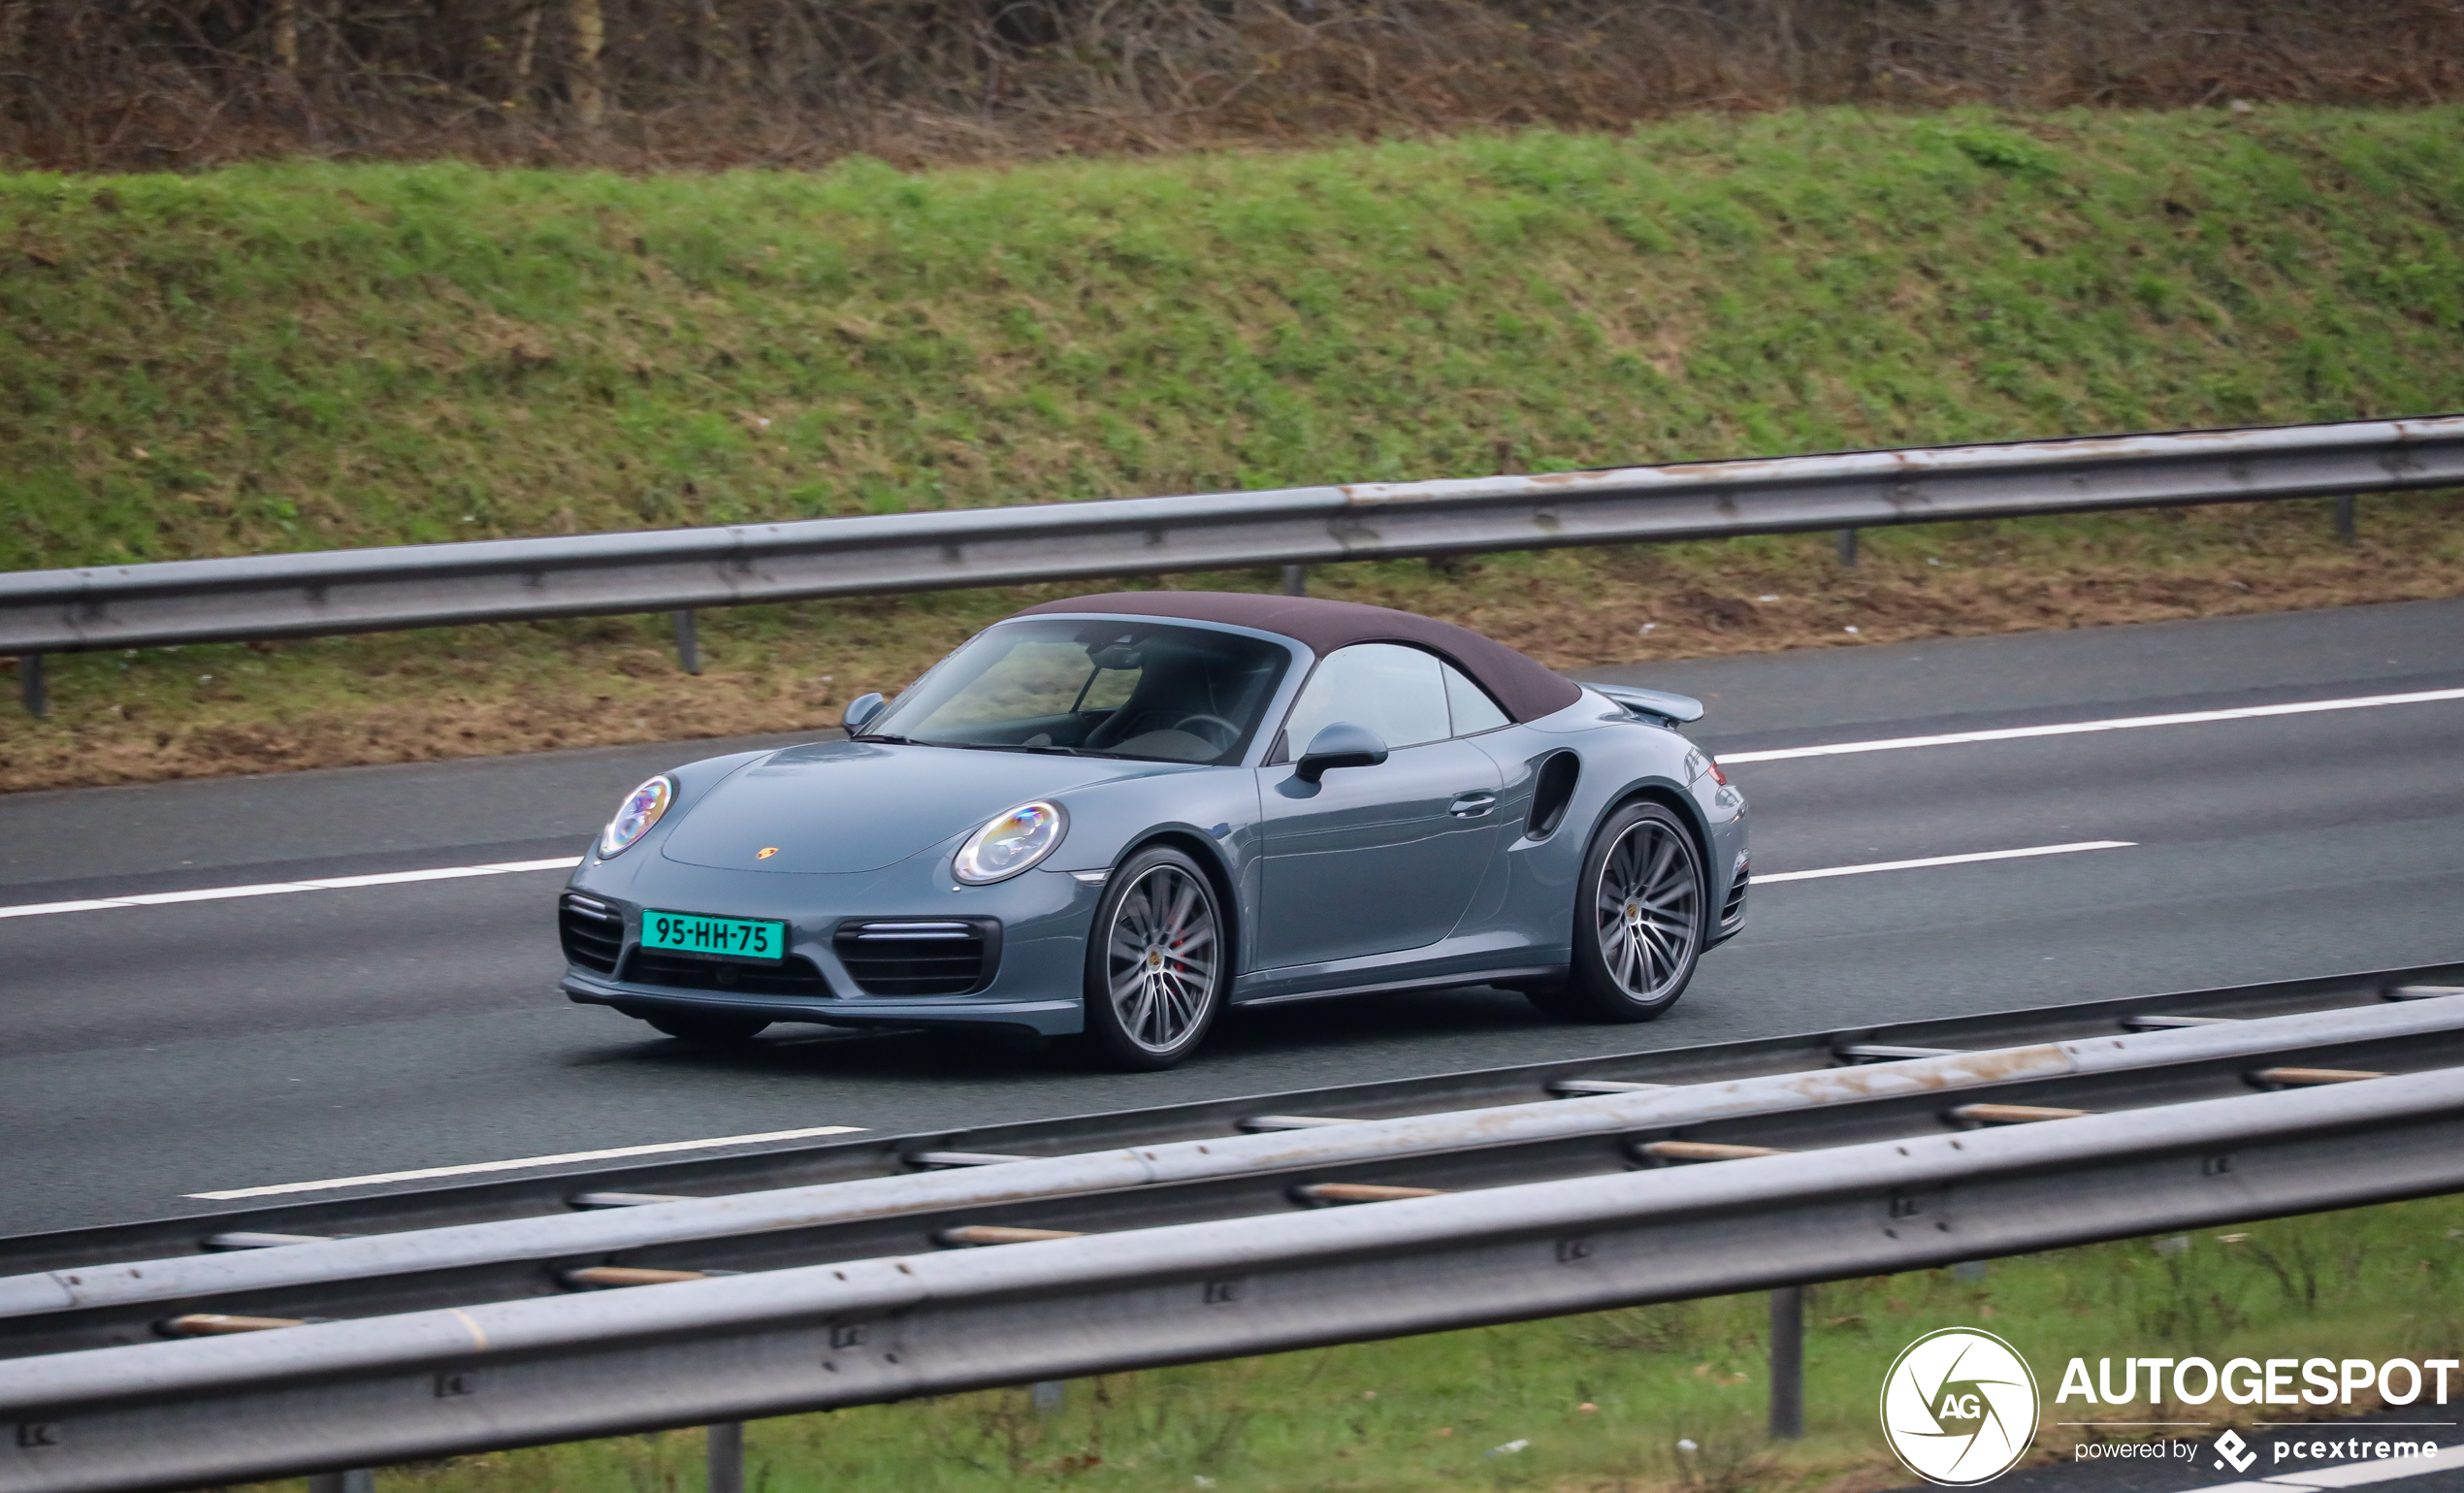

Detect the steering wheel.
[{"left": 1172, "top": 713, "right": 1242, "bottom": 751}]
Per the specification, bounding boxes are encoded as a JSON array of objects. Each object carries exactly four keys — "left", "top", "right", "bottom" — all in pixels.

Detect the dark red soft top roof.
[{"left": 1014, "top": 592, "right": 1582, "bottom": 724}]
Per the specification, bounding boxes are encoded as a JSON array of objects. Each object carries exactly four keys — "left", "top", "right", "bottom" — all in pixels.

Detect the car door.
[{"left": 1254, "top": 643, "right": 1505, "bottom": 969}]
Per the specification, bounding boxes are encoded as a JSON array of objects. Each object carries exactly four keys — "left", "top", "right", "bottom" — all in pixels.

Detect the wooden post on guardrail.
[
  {"left": 1835, "top": 529, "right": 1858, "bottom": 568},
  {"left": 308, "top": 1470, "right": 373, "bottom": 1493},
  {"left": 2336, "top": 494, "right": 2357, "bottom": 543},
  {"left": 1767, "top": 1286, "right": 1804, "bottom": 1440},
  {"left": 707, "top": 1421, "right": 744, "bottom": 1493},
  {"left": 15, "top": 654, "right": 39, "bottom": 717},
  {"left": 672, "top": 609, "right": 702, "bottom": 675},
  {"left": 1281, "top": 565, "right": 1307, "bottom": 597}
]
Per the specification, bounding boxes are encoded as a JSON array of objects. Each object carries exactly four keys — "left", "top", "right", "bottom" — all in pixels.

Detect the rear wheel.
[
  {"left": 645, "top": 1011, "right": 770, "bottom": 1043},
  {"left": 1082, "top": 846, "right": 1225, "bottom": 1070},
  {"left": 1526, "top": 800, "right": 1706, "bottom": 1022}
]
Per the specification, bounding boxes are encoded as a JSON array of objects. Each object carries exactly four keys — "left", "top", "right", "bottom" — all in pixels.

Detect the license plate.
[{"left": 641, "top": 910, "right": 787, "bottom": 963}]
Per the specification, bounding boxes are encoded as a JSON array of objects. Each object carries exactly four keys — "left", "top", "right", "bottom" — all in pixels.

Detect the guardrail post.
[
  {"left": 1835, "top": 529, "right": 1858, "bottom": 568},
  {"left": 672, "top": 609, "right": 702, "bottom": 675},
  {"left": 1032, "top": 1379, "right": 1066, "bottom": 1414},
  {"left": 308, "top": 1470, "right": 374, "bottom": 1493},
  {"left": 1281, "top": 565, "right": 1307, "bottom": 597},
  {"left": 707, "top": 1421, "right": 744, "bottom": 1493},
  {"left": 1767, "top": 1285, "right": 1804, "bottom": 1440},
  {"left": 16, "top": 654, "right": 40, "bottom": 717},
  {"left": 2336, "top": 493, "right": 2357, "bottom": 543}
]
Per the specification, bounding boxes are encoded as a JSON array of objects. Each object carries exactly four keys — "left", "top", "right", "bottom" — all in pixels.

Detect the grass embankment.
[
  {"left": 229, "top": 1197, "right": 2464, "bottom": 1493},
  {"left": 4, "top": 108, "right": 2462, "bottom": 792}
]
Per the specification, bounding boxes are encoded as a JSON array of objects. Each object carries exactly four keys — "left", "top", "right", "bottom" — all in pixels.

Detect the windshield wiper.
[
  {"left": 868, "top": 736, "right": 1133, "bottom": 759},
  {"left": 952, "top": 741, "right": 1114, "bottom": 758},
  {"left": 851, "top": 732, "right": 914, "bottom": 744}
]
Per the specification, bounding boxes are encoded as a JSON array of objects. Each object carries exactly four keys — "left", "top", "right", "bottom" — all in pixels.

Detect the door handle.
[{"left": 1448, "top": 793, "right": 1498, "bottom": 818}]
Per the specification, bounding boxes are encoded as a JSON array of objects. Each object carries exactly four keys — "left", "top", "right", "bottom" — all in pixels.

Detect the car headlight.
[
  {"left": 953, "top": 800, "right": 1068, "bottom": 885},
  {"left": 600, "top": 775, "right": 675, "bottom": 858}
]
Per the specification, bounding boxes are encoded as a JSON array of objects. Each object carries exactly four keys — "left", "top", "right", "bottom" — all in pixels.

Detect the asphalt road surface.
[{"left": 4, "top": 598, "right": 2459, "bottom": 1238}]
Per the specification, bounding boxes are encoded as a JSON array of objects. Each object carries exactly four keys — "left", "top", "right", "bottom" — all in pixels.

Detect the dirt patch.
[
  {"left": 3, "top": 499, "right": 2458, "bottom": 795},
  {"left": 1438, "top": 536, "right": 2464, "bottom": 675}
]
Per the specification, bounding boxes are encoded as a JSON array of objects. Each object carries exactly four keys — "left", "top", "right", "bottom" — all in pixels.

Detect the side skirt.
[{"left": 1232, "top": 964, "right": 1570, "bottom": 1008}]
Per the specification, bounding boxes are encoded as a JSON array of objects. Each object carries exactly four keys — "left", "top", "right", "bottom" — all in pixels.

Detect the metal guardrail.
[
  {"left": 2, "top": 976, "right": 2461, "bottom": 1490},
  {"left": 7, "top": 987, "right": 2462, "bottom": 1355},
  {"left": 16, "top": 960, "right": 2448, "bottom": 1290},
  {"left": 5, "top": 414, "right": 2459, "bottom": 713},
  {"left": 1, "top": 963, "right": 2455, "bottom": 1350},
  {"left": 4, "top": 1056, "right": 2460, "bottom": 1492}
]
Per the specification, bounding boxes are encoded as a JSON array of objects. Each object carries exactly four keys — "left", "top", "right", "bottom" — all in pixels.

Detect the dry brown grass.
[{"left": 4, "top": 496, "right": 2454, "bottom": 795}]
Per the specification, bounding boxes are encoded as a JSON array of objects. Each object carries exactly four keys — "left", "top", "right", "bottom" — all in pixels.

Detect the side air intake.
[{"left": 1525, "top": 752, "right": 1580, "bottom": 840}]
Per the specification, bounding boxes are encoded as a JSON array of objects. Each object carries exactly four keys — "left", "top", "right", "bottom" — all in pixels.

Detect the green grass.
[
  {"left": 6, "top": 107, "right": 2464, "bottom": 575},
  {"left": 232, "top": 1196, "right": 2464, "bottom": 1493}
]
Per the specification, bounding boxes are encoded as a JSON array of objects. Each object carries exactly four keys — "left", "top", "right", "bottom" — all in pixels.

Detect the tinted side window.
[
  {"left": 1443, "top": 663, "right": 1510, "bottom": 735},
  {"left": 1283, "top": 644, "right": 1451, "bottom": 754}
]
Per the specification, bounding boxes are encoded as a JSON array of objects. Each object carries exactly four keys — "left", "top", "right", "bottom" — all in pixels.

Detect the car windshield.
[{"left": 862, "top": 618, "right": 1292, "bottom": 765}]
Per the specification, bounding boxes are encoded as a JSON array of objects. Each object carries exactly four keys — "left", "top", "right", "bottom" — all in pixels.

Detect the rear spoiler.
[{"left": 1585, "top": 683, "right": 1705, "bottom": 727}]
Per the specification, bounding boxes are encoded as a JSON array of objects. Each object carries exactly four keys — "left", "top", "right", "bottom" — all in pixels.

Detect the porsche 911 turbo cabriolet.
[{"left": 559, "top": 592, "right": 1748, "bottom": 1068}]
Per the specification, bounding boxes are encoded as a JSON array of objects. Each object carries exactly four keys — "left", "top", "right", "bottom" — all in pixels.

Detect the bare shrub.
[{"left": 2, "top": 1, "right": 2459, "bottom": 173}]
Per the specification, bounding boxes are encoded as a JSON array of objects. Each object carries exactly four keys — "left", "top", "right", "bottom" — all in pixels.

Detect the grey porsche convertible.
[{"left": 559, "top": 593, "right": 1749, "bottom": 1068}]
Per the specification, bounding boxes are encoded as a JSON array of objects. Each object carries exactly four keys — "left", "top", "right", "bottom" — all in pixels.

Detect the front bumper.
[{"left": 558, "top": 848, "right": 1104, "bottom": 1037}]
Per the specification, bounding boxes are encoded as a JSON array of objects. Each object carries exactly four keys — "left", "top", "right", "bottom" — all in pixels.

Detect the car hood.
[{"left": 658, "top": 739, "right": 1145, "bottom": 874}]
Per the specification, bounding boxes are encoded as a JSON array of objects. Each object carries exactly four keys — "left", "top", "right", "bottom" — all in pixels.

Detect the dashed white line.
[
  {"left": 1717, "top": 687, "right": 2464, "bottom": 765},
  {"left": 25, "top": 685, "right": 2446, "bottom": 923},
  {"left": 1755, "top": 840, "right": 2135, "bottom": 884},
  {"left": 184, "top": 1123, "right": 867, "bottom": 1200},
  {"left": 0, "top": 856, "right": 583, "bottom": 921}
]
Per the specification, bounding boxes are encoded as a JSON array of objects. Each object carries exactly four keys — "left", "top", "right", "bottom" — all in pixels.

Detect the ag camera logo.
[{"left": 1882, "top": 1327, "right": 2041, "bottom": 1485}]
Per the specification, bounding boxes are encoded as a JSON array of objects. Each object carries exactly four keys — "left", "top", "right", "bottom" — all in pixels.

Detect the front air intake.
[
  {"left": 622, "top": 949, "right": 833, "bottom": 997},
  {"left": 559, "top": 893, "right": 623, "bottom": 974},
  {"left": 833, "top": 920, "right": 999, "bottom": 996}
]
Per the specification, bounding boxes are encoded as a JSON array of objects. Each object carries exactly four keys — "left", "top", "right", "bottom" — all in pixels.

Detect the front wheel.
[
  {"left": 1082, "top": 846, "right": 1226, "bottom": 1070},
  {"left": 1527, "top": 800, "right": 1707, "bottom": 1022}
]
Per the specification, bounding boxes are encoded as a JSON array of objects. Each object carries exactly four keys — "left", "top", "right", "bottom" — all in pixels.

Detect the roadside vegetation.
[
  {"left": 5, "top": 496, "right": 2459, "bottom": 795},
  {"left": 11, "top": 2, "right": 2454, "bottom": 173},
  {"left": 4, "top": 106, "right": 2462, "bottom": 791},
  {"left": 221, "top": 1195, "right": 2464, "bottom": 1493}
]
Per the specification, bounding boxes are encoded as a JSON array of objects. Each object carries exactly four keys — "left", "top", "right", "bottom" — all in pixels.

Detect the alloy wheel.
[
  {"left": 1592, "top": 816, "right": 1702, "bottom": 1000},
  {"left": 1103, "top": 863, "right": 1220, "bottom": 1054}
]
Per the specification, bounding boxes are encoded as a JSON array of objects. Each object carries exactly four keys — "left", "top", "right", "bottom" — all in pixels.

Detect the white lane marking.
[
  {"left": 11, "top": 689, "right": 2452, "bottom": 920},
  {"left": 184, "top": 1123, "right": 867, "bottom": 1200},
  {"left": 1718, "top": 687, "right": 2464, "bottom": 765},
  {"left": 1755, "top": 840, "right": 2134, "bottom": 884},
  {"left": 0, "top": 856, "right": 584, "bottom": 921}
]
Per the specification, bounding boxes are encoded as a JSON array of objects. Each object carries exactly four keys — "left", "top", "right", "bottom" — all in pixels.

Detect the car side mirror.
[
  {"left": 843, "top": 692, "right": 888, "bottom": 732},
  {"left": 1296, "top": 722, "right": 1389, "bottom": 783}
]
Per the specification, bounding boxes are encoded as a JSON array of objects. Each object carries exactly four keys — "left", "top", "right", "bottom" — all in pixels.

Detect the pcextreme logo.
[{"left": 1881, "top": 1327, "right": 2042, "bottom": 1485}]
